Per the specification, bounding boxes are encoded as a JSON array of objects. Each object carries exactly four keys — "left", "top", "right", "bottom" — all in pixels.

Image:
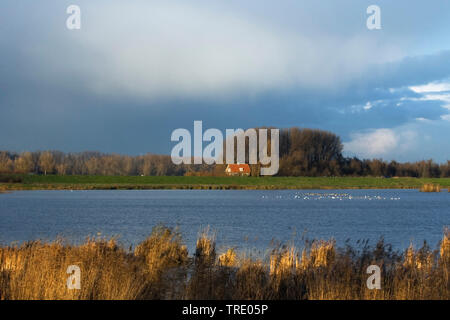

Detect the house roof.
[{"left": 226, "top": 164, "right": 251, "bottom": 173}]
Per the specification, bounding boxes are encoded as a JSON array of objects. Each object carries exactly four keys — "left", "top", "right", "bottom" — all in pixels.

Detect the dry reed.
[
  {"left": 420, "top": 183, "right": 441, "bottom": 192},
  {"left": 0, "top": 227, "right": 449, "bottom": 300}
]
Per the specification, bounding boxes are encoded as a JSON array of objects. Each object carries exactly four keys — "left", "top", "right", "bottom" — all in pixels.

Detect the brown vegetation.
[
  {"left": 0, "top": 227, "right": 448, "bottom": 300},
  {"left": 420, "top": 183, "right": 441, "bottom": 192}
]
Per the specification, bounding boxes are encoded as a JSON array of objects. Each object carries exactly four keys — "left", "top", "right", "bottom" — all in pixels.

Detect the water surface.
[{"left": 0, "top": 190, "right": 448, "bottom": 253}]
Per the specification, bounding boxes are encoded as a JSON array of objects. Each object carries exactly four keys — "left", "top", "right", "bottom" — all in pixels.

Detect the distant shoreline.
[{"left": 1, "top": 175, "right": 450, "bottom": 191}]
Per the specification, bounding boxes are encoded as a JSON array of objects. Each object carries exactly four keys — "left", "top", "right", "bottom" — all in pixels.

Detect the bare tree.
[
  {"left": 0, "top": 152, "right": 14, "bottom": 174},
  {"left": 14, "top": 152, "right": 35, "bottom": 174},
  {"left": 38, "top": 151, "right": 55, "bottom": 175}
]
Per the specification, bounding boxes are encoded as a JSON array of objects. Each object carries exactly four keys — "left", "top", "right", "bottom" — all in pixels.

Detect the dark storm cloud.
[{"left": 0, "top": 0, "right": 449, "bottom": 161}]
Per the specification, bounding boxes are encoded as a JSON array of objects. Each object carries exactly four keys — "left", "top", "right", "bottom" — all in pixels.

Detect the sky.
[{"left": 1, "top": 0, "right": 450, "bottom": 162}]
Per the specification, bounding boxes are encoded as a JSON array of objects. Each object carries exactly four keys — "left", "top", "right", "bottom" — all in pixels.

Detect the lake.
[{"left": 0, "top": 189, "right": 448, "bottom": 254}]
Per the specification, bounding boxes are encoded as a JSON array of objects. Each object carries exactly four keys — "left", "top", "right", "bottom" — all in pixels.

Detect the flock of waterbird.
[{"left": 261, "top": 193, "right": 401, "bottom": 201}]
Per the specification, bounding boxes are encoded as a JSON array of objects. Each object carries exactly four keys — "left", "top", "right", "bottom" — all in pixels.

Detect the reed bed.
[
  {"left": 0, "top": 227, "right": 448, "bottom": 300},
  {"left": 420, "top": 183, "right": 441, "bottom": 192}
]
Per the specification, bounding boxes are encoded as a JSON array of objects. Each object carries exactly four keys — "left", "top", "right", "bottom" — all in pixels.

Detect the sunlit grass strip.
[{"left": 2, "top": 175, "right": 450, "bottom": 190}]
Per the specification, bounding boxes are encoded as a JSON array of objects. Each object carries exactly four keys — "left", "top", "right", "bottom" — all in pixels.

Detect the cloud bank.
[
  {"left": 0, "top": 0, "right": 449, "bottom": 161},
  {"left": 344, "top": 128, "right": 417, "bottom": 159}
]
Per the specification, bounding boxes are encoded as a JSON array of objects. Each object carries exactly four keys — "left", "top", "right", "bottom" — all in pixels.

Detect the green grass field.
[{"left": 1, "top": 174, "right": 450, "bottom": 190}]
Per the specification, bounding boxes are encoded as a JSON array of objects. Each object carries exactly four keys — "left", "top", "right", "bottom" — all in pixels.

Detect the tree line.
[
  {"left": 277, "top": 128, "right": 450, "bottom": 178},
  {"left": 0, "top": 151, "right": 188, "bottom": 176},
  {"left": 0, "top": 127, "right": 448, "bottom": 177}
]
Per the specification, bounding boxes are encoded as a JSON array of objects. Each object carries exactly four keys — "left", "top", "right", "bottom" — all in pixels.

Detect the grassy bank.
[
  {"left": 2, "top": 175, "right": 450, "bottom": 190},
  {"left": 0, "top": 226, "right": 448, "bottom": 300}
]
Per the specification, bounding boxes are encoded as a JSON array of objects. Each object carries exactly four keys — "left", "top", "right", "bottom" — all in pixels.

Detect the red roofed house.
[{"left": 225, "top": 164, "right": 251, "bottom": 176}]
